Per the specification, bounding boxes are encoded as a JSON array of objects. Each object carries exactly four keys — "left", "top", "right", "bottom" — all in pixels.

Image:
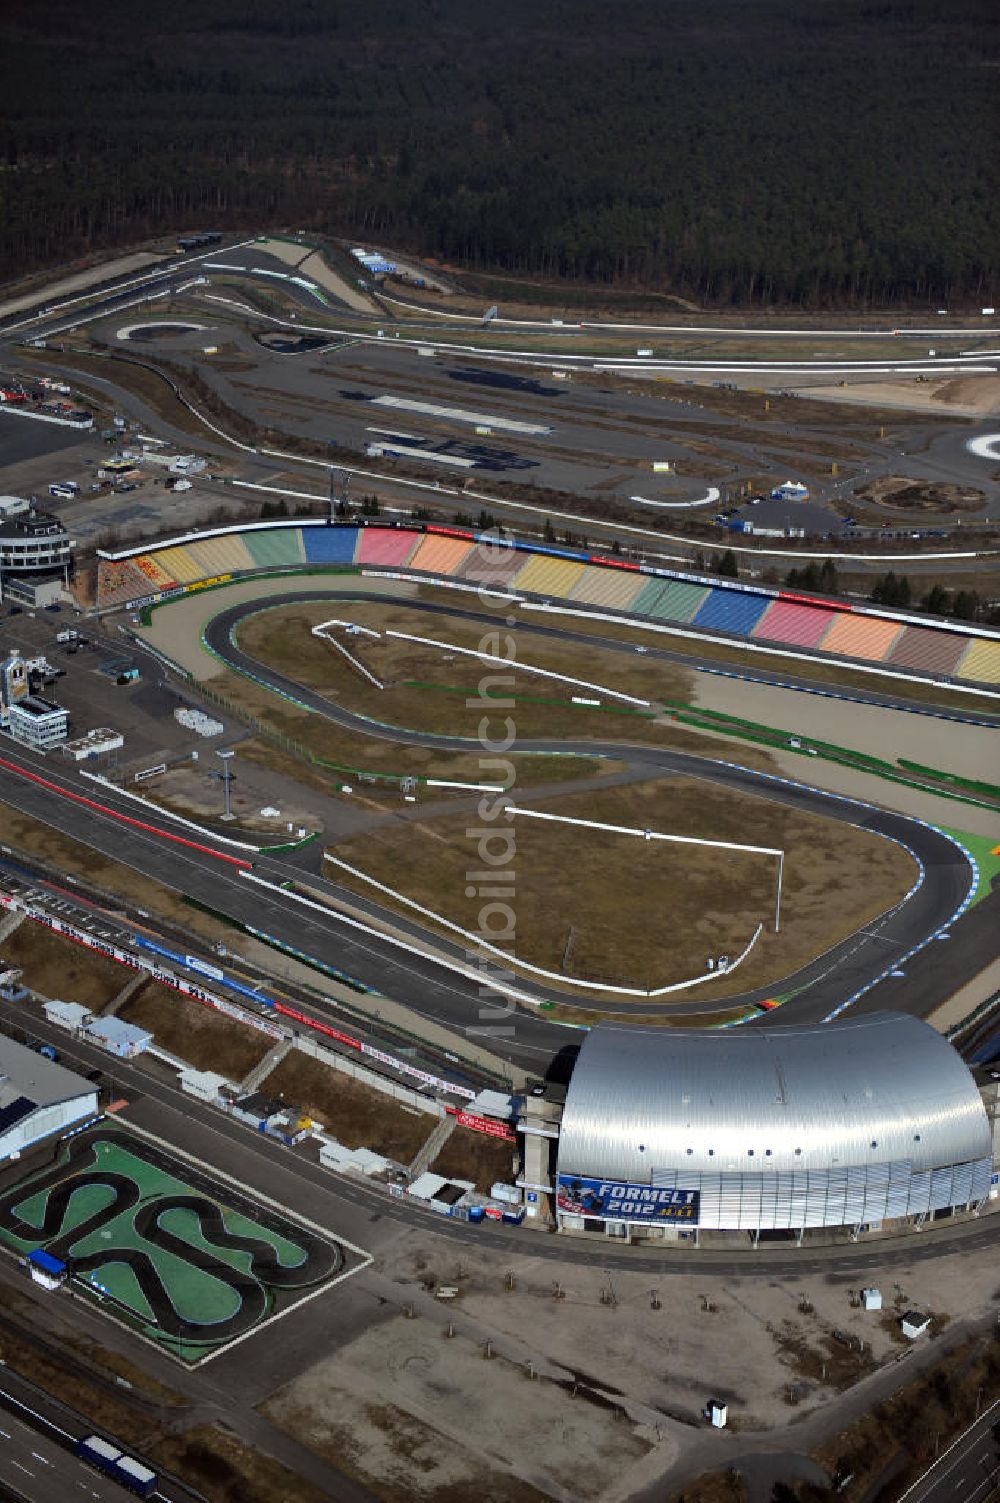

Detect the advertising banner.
[
  {"left": 556, "top": 1175, "right": 699, "bottom": 1224},
  {"left": 446, "top": 1107, "right": 516, "bottom": 1140}
]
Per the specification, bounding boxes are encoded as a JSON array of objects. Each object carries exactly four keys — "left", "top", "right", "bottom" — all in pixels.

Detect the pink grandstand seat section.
[
  {"left": 752, "top": 599, "right": 837, "bottom": 649},
  {"left": 818, "top": 612, "right": 903, "bottom": 662},
  {"left": 356, "top": 528, "right": 421, "bottom": 567}
]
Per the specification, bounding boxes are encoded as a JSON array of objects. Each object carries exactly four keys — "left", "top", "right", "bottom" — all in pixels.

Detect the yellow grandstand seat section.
[
  {"left": 512, "top": 554, "right": 587, "bottom": 598},
  {"left": 818, "top": 612, "right": 902, "bottom": 662},
  {"left": 131, "top": 552, "right": 177, "bottom": 589},
  {"left": 150, "top": 546, "right": 208, "bottom": 585},
  {"left": 406, "top": 534, "right": 474, "bottom": 576},
  {"left": 956, "top": 637, "right": 1000, "bottom": 685},
  {"left": 569, "top": 565, "right": 645, "bottom": 611},
  {"left": 185, "top": 534, "right": 256, "bottom": 578}
]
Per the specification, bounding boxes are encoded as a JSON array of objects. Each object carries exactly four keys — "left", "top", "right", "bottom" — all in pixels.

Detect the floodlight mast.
[
  {"left": 212, "top": 749, "right": 236, "bottom": 821},
  {"left": 774, "top": 850, "right": 784, "bottom": 933}
]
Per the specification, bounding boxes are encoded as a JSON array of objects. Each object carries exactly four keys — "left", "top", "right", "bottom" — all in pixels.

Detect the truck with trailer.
[{"left": 76, "top": 1435, "right": 157, "bottom": 1497}]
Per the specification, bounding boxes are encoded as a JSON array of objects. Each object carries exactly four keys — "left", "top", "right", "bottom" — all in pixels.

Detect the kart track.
[{"left": 0, "top": 1129, "right": 342, "bottom": 1360}]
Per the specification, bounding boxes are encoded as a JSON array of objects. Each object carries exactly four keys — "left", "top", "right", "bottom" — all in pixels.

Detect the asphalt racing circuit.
[{"left": 0, "top": 576, "right": 992, "bottom": 1073}]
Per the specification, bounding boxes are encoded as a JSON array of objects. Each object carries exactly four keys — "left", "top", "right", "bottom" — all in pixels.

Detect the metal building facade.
[{"left": 555, "top": 1015, "right": 992, "bottom": 1233}]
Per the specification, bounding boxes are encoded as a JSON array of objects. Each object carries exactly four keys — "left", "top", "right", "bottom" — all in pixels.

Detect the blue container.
[{"left": 467, "top": 1205, "right": 485, "bottom": 1224}]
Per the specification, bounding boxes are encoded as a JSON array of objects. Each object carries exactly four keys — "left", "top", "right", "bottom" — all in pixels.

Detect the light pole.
[{"left": 212, "top": 749, "right": 236, "bottom": 821}]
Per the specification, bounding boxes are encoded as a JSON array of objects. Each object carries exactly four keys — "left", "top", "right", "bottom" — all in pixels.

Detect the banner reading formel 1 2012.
[{"left": 556, "top": 1176, "right": 699, "bottom": 1224}]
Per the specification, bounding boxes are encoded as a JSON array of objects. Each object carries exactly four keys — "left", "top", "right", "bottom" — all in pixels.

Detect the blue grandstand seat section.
[
  {"left": 692, "top": 588, "right": 772, "bottom": 636},
  {"left": 301, "top": 525, "right": 359, "bottom": 565}
]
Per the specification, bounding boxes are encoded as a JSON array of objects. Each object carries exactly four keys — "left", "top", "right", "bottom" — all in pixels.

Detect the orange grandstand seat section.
[{"left": 818, "top": 612, "right": 902, "bottom": 662}]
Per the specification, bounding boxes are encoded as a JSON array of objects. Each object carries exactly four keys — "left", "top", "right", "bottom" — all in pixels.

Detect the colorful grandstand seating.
[
  {"left": 568, "top": 566, "right": 646, "bottom": 611},
  {"left": 301, "top": 525, "right": 360, "bottom": 566},
  {"left": 243, "top": 527, "right": 306, "bottom": 570},
  {"left": 97, "top": 557, "right": 161, "bottom": 606},
  {"left": 454, "top": 545, "right": 526, "bottom": 587},
  {"left": 511, "top": 554, "right": 587, "bottom": 598},
  {"left": 887, "top": 624, "right": 970, "bottom": 676},
  {"left": 818, "top": 612, "right": 902, "bottom": 662},
  {"left": 692, "top": 588, "right": 772, "bottom": 636},
  {"left": 752, "top": 599, "right": 837, "bottom": 649},
  {"left": 646, "top": 579, "right": 711, "bottom": 623},
  {"left": 155, "top": 546, "right": 209, "bottom": 584},
  {"left": 185, "top": 534, "right": 256, "bottom": 578},
  {"left": 132, "top": 552, "right": 178, "bottom": 590},
  {"left": 956, "top": 637, "right": 1000, "bottom": 685},
  {"left": 631, "top": 577, "right": 673, "bottom": 616},
  {"left": 356, "top": 527, "right": 420, "bottom": 567},
  {"left": 406, "top": 534, "right": 474, "bottom": 576}
]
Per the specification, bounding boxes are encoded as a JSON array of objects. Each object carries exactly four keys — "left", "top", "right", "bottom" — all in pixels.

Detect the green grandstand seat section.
[
  {"left": 649, "top": 579, "right": 711, "bottom": 622},
  {"left": 243, "top": 526, "right": 306, "bottom": 569},
  {"left": 631, "top": 577, "right": 672, "bottom": 615}
]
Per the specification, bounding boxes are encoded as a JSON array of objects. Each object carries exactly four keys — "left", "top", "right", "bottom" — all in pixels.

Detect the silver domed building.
[{"left": 554, "top": 1014, "right": 992, "bottom": 1243}]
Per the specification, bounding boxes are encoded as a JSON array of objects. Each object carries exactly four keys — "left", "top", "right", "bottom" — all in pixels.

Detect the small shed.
[
  {"left": 28, "top": 1249, "right": 67, "bottom": 1290},
  {"left": 901, "top": 1310, "right": 931, "bottom": 1340},
  {"left": 178, "top": 1069, "right": 230, "bottom": 1104},
  {"left": 861, "top": 1287, "right": 882, "bottom": 1312},
  {"left": 43, "top": 1000, "right": 92, "bottom": 1032},
  {"left": 84, "top": 1018, "right": 152, "bottom": 1058},
  {"left": 707, "top": 1399, "right": 728, "bottom": 1429}
]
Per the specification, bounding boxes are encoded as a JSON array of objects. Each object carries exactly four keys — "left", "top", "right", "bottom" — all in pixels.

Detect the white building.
[
  {"left": 7, "top": 696, "right": 68, "bottom": 750},
  {"left": 0, "top": 1037, "right": 98, "bottom": 1159}
]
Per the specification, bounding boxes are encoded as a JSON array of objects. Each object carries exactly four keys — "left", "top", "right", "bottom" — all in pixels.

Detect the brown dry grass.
[
  {"left": 665, "top": 1471, "right": 749, "bottom": 1503},
  {"left": 234, "top": 600, "right": 778, "bottom": 767},
  {"left": 431, "top": 1126, "right": 516, "bottom": 1194},
  {"left": 209, "top": 667, "right": 609, "bottom": 787},
  {"left": 264, "top": 1051, "right": 436, "bottom": 1163},
  {"left": 330, "top": 775, "right": 918, "bottom": 997},
  {"left": 0, "top": 921, "right": 125, "bottom": 1008},
  {"left": 153, "top": 1423, "right": 335, "bottom": 1503},
  {"left": 119, "top": 980, "right": 273, "bottom": 1080}
]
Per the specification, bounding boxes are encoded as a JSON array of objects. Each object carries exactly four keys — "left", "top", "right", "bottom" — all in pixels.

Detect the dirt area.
[
  {"left": 295, "top": 248, "right": 380, "bottom": 314},
  {"left": 0, "top": 920, "right": 126, "bottom": 1008},
  {"left": 691, "top": 674, "right": 1000, "bottom": 785},
  {"left": 0, "top": 249, "right": 163, "bottom": 320},
  {"left": 667, "top": 1475, "right": 748, "bottom": 1503},
  {"left": 138, "top": 760, "right": 322, "bottom": 838},
  {"left": 854, "top": 475, "right": 986, "bottom": 513},
  {"left": 378, "top": 1220, "right": 1000, "bottom": 1434},
  {"left": 262, "top": 1311, "right": 651, "bottom": 1502},
  {"left": 330, "top": 775, "right": 918, "bottom": 996},
  {"left": 119, "top": 980, "right": 274, "bottom": 1079},
  {"left": 263, "top": 1050, "right": 436, "bottom": 1163},
  {"left": 793, "top": 373, "right": 1000, "bottom": 417},
  {"left": 431, "top": 1126, "right": 517, "bottom": 1195}
]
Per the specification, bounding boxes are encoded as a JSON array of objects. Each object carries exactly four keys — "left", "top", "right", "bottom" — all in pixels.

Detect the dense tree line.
[{"left": 0, "top": 0, "right": 997, "bottom": 307}]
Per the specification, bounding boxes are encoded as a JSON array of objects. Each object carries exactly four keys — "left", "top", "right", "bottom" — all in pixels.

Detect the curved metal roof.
[{"left": 557, "top": 1014, "right": 990, "bottom": 1181}]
